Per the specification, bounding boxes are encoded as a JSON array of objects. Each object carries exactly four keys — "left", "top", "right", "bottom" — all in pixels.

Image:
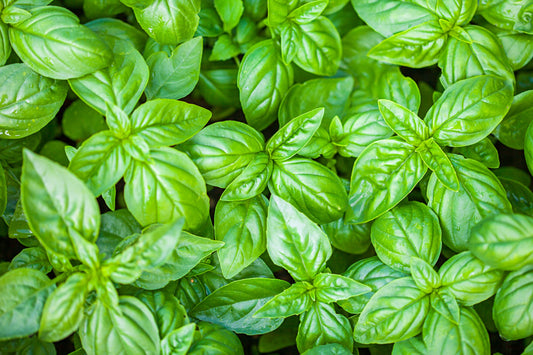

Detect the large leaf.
[
  {"left": 371, "top": 201, "right": 442, "bottom": 273},
  {"left": 9, "top": 6, "right": 112, "bottom": 79},
  {"left": 190, "top": 278, "right": 289, "bottom": 335},
  {"left": 214, "top": 196, "right": 267, "bottom": 279},
  {"left": 68, "top": 40, "right": 149, "bottom": 115},
  {"left": 80, "top": 296, "right": 160, "bottom": 355},
  {"left": 493, "top": 90, "right": 533, "bottom": 150},
  {"left": 0, "top": 64, "right": 67, "bottom": 139},
  {"left": 0, "top": 268, "right": 54, "bottom": 341},
  {"left": 269, "top": 158, "right": 348, "bottom": 224},
  {"left": 347, "top": 139, "right": 427, "bottom": 224},
  {"left": 266, "top": 195, "right": 332, "bottom": 281},
  {"left": 130, "top": 99, "right": 211, "bottom": 147},
  {"left": 21, "top": 150, "right": 100, "bottom": 262},
  {"left": 124, "top": 147, "right": 209, "bottom": 230},
  {"left": 238, "top": 39, "right": 293, "bottom": 130}
]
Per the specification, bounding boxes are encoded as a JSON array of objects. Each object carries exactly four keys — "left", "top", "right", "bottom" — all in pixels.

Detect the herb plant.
[{"left": 0, "top": 0, "right": 532, "bottom": 354}]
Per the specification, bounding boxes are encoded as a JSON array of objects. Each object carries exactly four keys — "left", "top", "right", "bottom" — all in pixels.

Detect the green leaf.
[
  {"left": 198, "top": 68, "right": 240, "bottom": 108},
  {"left": 392, "top": 335, "right": 427, "bottom": 355},
  {"left": 479, "top": 0, "right": 533, "bottom": 34},
  {"left": 426, "top": 75, "right": 513, "bottom": 147},
  {"left": 188, "top": 321, "right": 244, "bottom": 354},
  {"left": 107, "top": 219, "right": 184, "bottom": 284},
  {"left": 214, "top": 196, "right": 267, "bottom": 278},
  {"left": 469, "top": 213, "right": 533, "bottom": 271},
  {"left": 267, "top": 0, "right": 298, "bottom": 28},
  {"left": 61, "top": 100, "right": 107, "bottom": 142},
  {"left": 132, "top": 0, "right": 201, "bottom": 45},
  {"left": 190, "top": 278, "right": 289, "bottom": 335},
  {"left": 68, "top": 131, "right": 130, "bottom": 197},
  {"left": 378, "top": 99, "right": 428, "bottom": 145},
  {"left": 410, "top": 257, "right": 440, "bottom": 293},
  {"left": 0, "top": 22, "right": 11, "bottom": 66},
  {"left": 215, "top": 0, "right": 244, "bottom": 32},
  {"left": 423, "top": 306, "right": 490, "bottom": 355},
  {"left": 266, "top": 195, "right": 332, "bottom": 281},
  {"left": 426, "top": 0, "right": 477, "bottom": 25},
  {"left": 288, "top": 0, "right": 327, "bottom": 24},
  {"left": 39, "top": 273, "right": 89, "bottom": 342},
  {"left": 427, "top": 155, "right": 512, "bottom": 251},
  {"left": 124, "top": 147, "right": 209, "bottom": 230},
  {"left": 438, "top": 252, "right": 504, "bottom": 306},
  {"left": 322, "top": 215, "right": 372, "bottom": 255},
  {"left": 220, "top": 153, "right": 272, "bottom": 201},
  {"left": 292, "top": 17, "right": 341, "bottom": 76},
  {"left": 339, "top": 256, "right": 405, "bottom": 314},
  {"left": 452, "top": 137, "right": 500, "bottom": 169},
  {"left": 269, "top": 158, "right": 348, "bottom": 224},
  {"left": 354, "top": 277, "right": 430, "bottom": 344},
  {"left": 68, "top": 40, "right": 148, "bottom": 115},
  {"left": 238, "top": 39, "right": 293, "bottom": 130},
  {"left": 430, "top": 288, "right": 460, "bottom": 325},
  {"left": 347, "top": 139, "right": 427, "bottom": 224},
  {"left": 438, "top": 25, "right": 515, "bottom": 88},
  {"left": 130, "top": 99, "right": 211, "bottom": 148},
  {"left": 302, "top": 343, "right": 352, "bottom": 355},
  {"left": 493, "top": 90, "right": 533, "bottom": 150},
  {"left": 9, "top": 247, "right": 52, "bottom": 274},
  {"left": 85, "top": 17, "right": 147, "bottom": 53},
  {"left": 493, "top": 265, "right": 533, "bottom": 340},
  {"left": 296, "top": 302, "right": 353, "bottom": 353},
  {"left": 266, "top": 108, "right": 324, "bottom": 160},
  {"left": 368, "top": 20, "right": 446, "bottom": 67},
  {"left": 313, "top": 273, "right": 371, "bottom": 303},
  {"left": 0, "top": 268, "right": 54, "bottom": 341},
  {"left": 145, "top": 37, "right": 203, "bottom": 100},
  {"left": 370, "top": 201, "right": 442, "bottom": 273},
  {"left": 181, "top": 120, "right": 265, "bottom": 188},
  {"left": 21, "top": 150, "right": 100, "bottom": 263},
  {"left": 9, "top": 6, "right": 113, "bottom": 80},
  {"left": 80, "top": 296, "right": 160, "bottom": 355},
  {"left": 416, "top": 138, "right": 459, "bottom": 191},
  {"left": 0, "top": 64, "right": 67, "bottom": 139},
  {"left": 498, "top": 176, "right": 533, "bottom": 216},
  {"left": 254, "top": 281, "right": 313, "bottom": 318},
  {"left": 161, "top": 323, "right": 195, "bottom": 355},
  {"left": 136, "top": 290, "right": 189, "bottom": 338},
  {"left": 489, "top": 25, "right": 533, "bottom": 70},
  {"left": 279, "top": 22, "right": 301, "bottom": 64}
]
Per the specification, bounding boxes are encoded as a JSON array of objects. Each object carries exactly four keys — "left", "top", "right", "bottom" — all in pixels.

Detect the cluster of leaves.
[{"left": 0, "top": 0, "right": 532, "bottom": 354}]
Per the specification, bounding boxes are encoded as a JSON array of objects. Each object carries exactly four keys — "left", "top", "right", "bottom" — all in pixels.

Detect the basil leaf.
[
  {"left": 62, "top": 100, "right": 107, "bottom": 142},
  {"left": 69, "top": 40, "right": 148, "bottom": 115},
  {"left": 8, "top": 247, "right": 51, "bottom": 274},
  {"left": 124, "top": 147, "right": 209, "bottom": 230},
  {"left": 430, "top": 288, "right": 460, "bottom": 325},
  {"left": 21, "top": 150, "right": 100, "bottom": 261},
  {"left": 188, "top": 321, "right": 244, "bottom": 355},
  {"left": 289, "top": 0, "right": 327, "bottom": 24},
  {"left": 136, "top": 290, "right": 189, "bottom": 338},
  {"left": 425, "top": 75, "right": 513, "bottom": 147},
  {"left": 145, "top": 37, "right": 202, "bottom": 100},
  {"left": 130, "top": 99, "right": 211, "bottom": 148},
  {"left": 9, "top": 6, "right": 112, "bottom": 79},
  {"left": 266, "top": 108, "right": 324, "bottom": 160},
  {"left": 427, "top": 155, "right": 512, "bottom": 252},
  {"left": 220, "top": 153, "right": 272, "bottom": 201},
  {"left": 479, "top": 0, "right": 533, "bottom": 34},
  {"left": 278, "top": 76, "right": 353, "bottom": 128},
  {"left": 439, "top": 252, "right": 504, "bottom": 306},
  {"left": 80, "top": 296, "right": 160, "bottom": 355},
  {"left": 392, "top": 335, "right": 427, "bottom": 355},
  {"left": 214, "top": 196, "right": 267, "bottom": 278},
  {"left": 321, "top": 216, "right": 371, "bottom": 255},
  {"left": 302, "top": 343, "right": 352, "bottom": 355},
  {"left": 347, "top": 139, "right": 427, "bottom": 224},
  {"left": 39, "top": 273, "right": 89, "bottom": 342},
  {"left": 254, "top": 282, "right": 313, "bottom": 318},
  {"left": 161, "top": 323, "right": 195, "bottom": 355},
  {"left": 369, "top": 20, "right": 446, "bottom": 67},
  {"left": 313, "top": 273, "right": 371, "bottom": 303},
  {"left": 68, "top": 131, "right": 130, "bottom": 197},
  {"left": 452, "top": 137, "right": 500, "bottom": 169},
  {"left": 469, "top": 213, "right": 533, "bottom": 271},
  {"left": 296, "top": 302, "right": 352, "bottom": 353},
  {"left": 132, "top": 0, "right": 200, "bottom": 45},
  {"left": 351, "top": 0, "right": 437, "bottom": 37},
  {"left": 417, "top": 138, "right": 459, "bottom": 191},
  {"left": 339, "top": 256, "right": 406, "bottom": 314},
  {"left": 426, "top": 0, "right": 476, "bottom": 25},
  {"left": 493, "top": 90, "right": 533, "bottom": 150},
  {"left": 493, "top": 265, "right": 533, "bottom": 340},
  {"left": 181, "top": 120, "right": 265, "bottom": 188},
  {"left": 85, "top": 18, "right": 148, "bottom": 52},
  {"left": 238, "top": 39, "right": 293, "bottom": 130},
  {"left": 198, "top": 68, "right": 240, "bottom": 108},
  {"left": 378, "top": 99, "right": 428, "bottom": 145},
  {"left": 0, "top": 22, "right": 10, "bottom": 66},
  {"left": 269, "top": 158, "right": 348, "bottom": 224},
  {"left": 371, "top": 201, "right": 442, "bottom": 273},
  {"left": 498, "top": 176, "right": 533, "bottom": 216},
  {"left": 215, "top": 0, "right": 244, "bottom": 32},
  {"left": 0, "top": 64, "right": 67, "bottom": 139},
  {"left": 190, "top": 278, "right": 289, "bottom": 335},
  {"left": 438, "top": 25, "right": 515, "bottom": 88},
  {"left": 423, "top": 306, "right": 490, "bottom": 355},
  {"left": 0, "top": 268, "right": 54, "bottom": 341},
  {"left": 354, "top": 277, "right": 429, "bottom": 344},
  {"left": 266, "top": 195, "right": 332, "bottom": 281}
]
